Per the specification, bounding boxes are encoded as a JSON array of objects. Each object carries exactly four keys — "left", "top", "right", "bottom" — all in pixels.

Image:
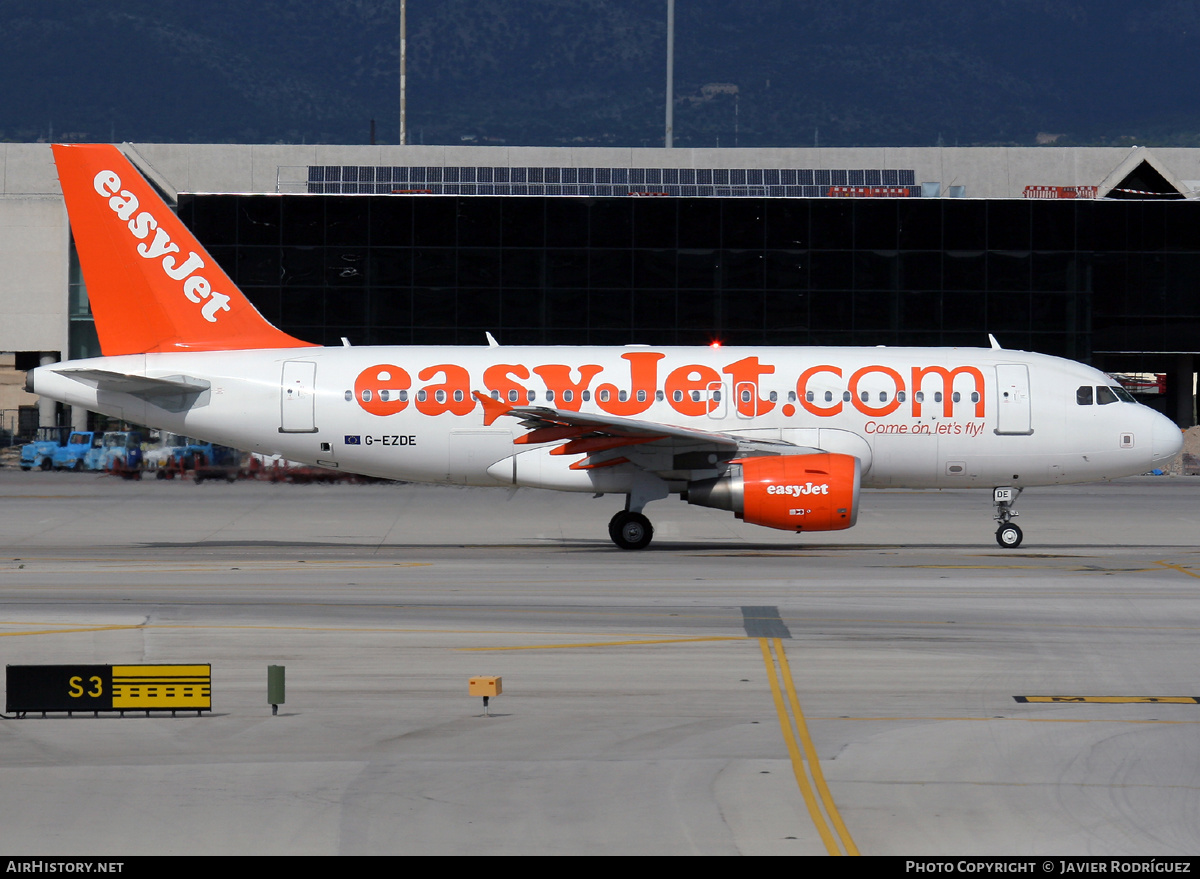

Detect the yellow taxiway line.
[{"left": 759, "top": 637, "right": 858, "bottom": 856}]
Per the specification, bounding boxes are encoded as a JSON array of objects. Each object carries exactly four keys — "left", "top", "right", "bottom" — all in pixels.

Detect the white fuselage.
[{"left": 32, "top": 345, "right": 1181, "bottom": 493}]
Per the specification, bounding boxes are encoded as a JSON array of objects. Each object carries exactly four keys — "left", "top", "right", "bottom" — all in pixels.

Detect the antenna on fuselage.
[
  {"left": 988, "top": 334, "right": 1002, "bottom": 350},
  {"left": 486, "top": 332, "right": 500, "bottom": 348}
]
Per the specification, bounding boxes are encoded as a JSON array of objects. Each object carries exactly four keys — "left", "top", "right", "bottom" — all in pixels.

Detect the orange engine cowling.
[{"left": 683, "top": 453, "right": 861, "bottom": 532}]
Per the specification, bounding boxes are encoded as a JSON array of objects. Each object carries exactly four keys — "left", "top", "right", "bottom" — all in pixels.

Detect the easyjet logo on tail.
[{"left": 92, "top": 170, "right": 231, "bottom": 323}]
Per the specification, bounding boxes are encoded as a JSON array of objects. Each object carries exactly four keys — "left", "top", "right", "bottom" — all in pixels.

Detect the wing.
[{"left": 472, "top": 391, "right": 817, "bottom": 477}]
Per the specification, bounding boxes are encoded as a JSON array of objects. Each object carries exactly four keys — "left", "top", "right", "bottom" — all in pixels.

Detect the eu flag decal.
[{"left": 344, "top": 435, "right": 361, "bottom": 445}]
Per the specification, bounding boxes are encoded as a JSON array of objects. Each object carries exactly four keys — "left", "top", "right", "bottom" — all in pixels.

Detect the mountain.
[{"left": 2, "top": 0, "right": 1198, "bottom": 147}]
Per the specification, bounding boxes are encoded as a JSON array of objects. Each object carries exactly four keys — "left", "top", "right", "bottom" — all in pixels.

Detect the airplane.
[{"left": 27, "top": 143, "right": 1184, "bottom": 550}]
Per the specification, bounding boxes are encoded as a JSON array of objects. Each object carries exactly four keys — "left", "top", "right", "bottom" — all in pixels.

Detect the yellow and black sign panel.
[
  {"left": 1015, "top": 695, "right": 1200, "bottom": 704},
  {"left": 6, "top": 664, "right": 211, "bottom": 714},
  {"left": 112, "top": 665, "right": 211, "bottom": 710}
]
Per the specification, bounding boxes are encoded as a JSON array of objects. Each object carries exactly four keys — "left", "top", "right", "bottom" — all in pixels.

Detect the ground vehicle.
[
  {"left": 85, "top": 430, "right": 144, "bottom": 475},
  {"left": 51, "top": 431, "right": 97, "bottom": 471},
  {"left": 19, "top": 426, "right": 70, "bottom": 470},
  {"left": 27, "top": 144, "right": 1185, "bottom": 549}
]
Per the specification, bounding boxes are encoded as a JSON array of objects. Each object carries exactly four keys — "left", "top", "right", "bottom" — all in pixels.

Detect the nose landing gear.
[{"left": 993, "top": 486, "right": 1023, "bottom": 548}]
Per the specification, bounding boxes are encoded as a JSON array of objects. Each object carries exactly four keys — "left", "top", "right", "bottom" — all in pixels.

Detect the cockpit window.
[
  {"left": 1076, "top": 386, "right": 1093, "bottom": 405},
  {"left": 1096, "top": 385, "right": 1118, "bottom": 405},
  {"left": 1112, "top": 386, "right": 1136, "bottom": 403}
]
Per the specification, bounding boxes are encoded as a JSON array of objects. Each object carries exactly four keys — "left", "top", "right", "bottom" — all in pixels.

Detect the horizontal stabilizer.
[{"left": 57, "top": 369, "right": 210, "bottom": 413}]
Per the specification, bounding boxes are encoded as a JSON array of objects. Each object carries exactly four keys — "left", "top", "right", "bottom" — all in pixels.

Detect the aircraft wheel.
[
  {"left": 995, "top": 523, "right": 1023, "bottom": 548},
  {"left": 609, "top": 511, "right": 653, "bottom": 550}
]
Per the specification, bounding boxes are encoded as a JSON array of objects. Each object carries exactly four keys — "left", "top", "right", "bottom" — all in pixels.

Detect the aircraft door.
[
  {"left": 280, "top": 360, "right": 318, "bottom": 433},
  {"left": 734, "top": 381, "right": 759, "bottom": 419},
  {"left": 994, "top": 364, "right": 1032, "bottom": 435},
  {"left": 706, "top": 381, "right": 727, "bottom": 420}
]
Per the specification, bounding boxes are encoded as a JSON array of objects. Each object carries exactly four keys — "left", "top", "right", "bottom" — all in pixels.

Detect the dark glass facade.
[{"left": 177, "top": 194, "right": 1200, "bottom": 370}]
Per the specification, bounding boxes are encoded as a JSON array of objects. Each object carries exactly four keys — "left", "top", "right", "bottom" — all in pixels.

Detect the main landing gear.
[
  {"left": 609, "top": 510, "right": 653, "bottom": 550},
  {"left": 608, "top": 474, "right": 669, "bottom": 550},
  {"left": 993, "top": 486, "right": 1023, "bottom": 548}
]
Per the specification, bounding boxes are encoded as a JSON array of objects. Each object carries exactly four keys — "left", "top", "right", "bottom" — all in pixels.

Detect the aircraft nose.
[{"left": 1150, "top": 412, "right": 1184, "bottom": 465}]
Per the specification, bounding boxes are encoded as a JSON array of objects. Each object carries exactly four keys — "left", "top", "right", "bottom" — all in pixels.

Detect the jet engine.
[{"left": 683, "top": 453, "right": 861, "bottom": 532}]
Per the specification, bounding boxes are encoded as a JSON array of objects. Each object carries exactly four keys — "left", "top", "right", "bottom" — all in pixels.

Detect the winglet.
[
  {"left": 52, "top": 143, "right": 315, "bottom": 355},
  {"left": 473, "top": 391, "right": 514, "bottom": 426}
]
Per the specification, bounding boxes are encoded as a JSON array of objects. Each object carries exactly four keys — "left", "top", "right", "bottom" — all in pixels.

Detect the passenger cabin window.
[
  {"left": 1096, "top": 385, "right": 1118, "bottom": 405},
  {"left": 1076, "top": 386, "right": 1093, "bottom": 405}
]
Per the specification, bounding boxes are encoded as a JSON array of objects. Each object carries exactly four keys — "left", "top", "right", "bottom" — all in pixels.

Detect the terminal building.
[{"left": 1, "top": 142, "right": 1197, "bottom": 437}]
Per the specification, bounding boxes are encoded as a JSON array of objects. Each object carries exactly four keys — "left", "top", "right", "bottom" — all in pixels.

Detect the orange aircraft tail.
[{"left": 53, "top": 143, "right": 315, "bottom": 355}]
